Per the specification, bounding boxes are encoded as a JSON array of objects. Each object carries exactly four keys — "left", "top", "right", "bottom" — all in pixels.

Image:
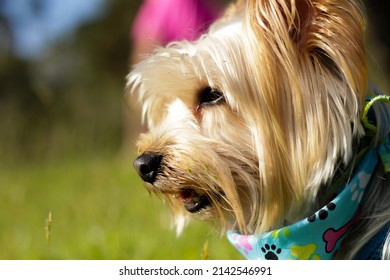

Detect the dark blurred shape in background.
[
  {"left": 364, "top": 0, "right": 390, "bottom": 89},
  {"left": 0, "top": 0, "right": 141, "bottom": 164}
]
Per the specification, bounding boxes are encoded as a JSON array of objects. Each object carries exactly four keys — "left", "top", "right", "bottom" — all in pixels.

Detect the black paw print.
[
  {"left": 307, "top": 202, "right": 336, "bottom": 222},
  {"left": 261, "top": 244, "right": 282, "bottom": 260}
]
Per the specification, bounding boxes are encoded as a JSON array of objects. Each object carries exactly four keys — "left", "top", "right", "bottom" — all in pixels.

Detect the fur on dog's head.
[{"left": 127, "top": 0, "right": 367, "bottom": 235}]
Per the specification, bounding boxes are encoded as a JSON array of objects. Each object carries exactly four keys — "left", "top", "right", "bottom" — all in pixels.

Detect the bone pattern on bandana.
[{"left": 227, "top": 135, "right": 390, "bottom": 260}]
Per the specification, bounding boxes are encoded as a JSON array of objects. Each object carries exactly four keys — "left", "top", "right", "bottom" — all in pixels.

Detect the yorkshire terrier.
[{"left": 127, "top": 0, "right": 390, "bottom": 259}]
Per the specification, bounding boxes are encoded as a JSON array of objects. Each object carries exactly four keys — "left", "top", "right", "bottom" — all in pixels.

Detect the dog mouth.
[{"left": 177, "top": 189, "right": 211, "bottom": 213}]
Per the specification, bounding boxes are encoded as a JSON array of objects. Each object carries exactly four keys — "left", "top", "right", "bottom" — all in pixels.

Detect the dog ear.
[
  {"left": 245, "top": 0, "right": 366, "bottom": 92},
  {"left": 246, "top": 0, "right": 312, "bottom": 45}
]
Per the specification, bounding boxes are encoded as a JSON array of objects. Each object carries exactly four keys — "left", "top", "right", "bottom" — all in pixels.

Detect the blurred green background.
[
  {"left": 0, "top": 0, "right": 388, "bottom": 260},
  {"left": 0, "top": 0, "right": 241, "bottom": 260}
]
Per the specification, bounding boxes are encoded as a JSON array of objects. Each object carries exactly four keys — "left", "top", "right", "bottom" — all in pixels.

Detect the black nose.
[{"left": 133, "top": 153, "right": 163, "bottom": 184}]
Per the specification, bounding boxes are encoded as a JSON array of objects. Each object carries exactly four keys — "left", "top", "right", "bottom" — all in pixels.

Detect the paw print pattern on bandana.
[
  {"left": 307, "top": 203, "right": 336, "bottom": 223},
  {"left": 350, "top": 171, "right": 370, "bottom": 203},
  {"left": 230, "top": 234, "right": 253, "bottom": 255},
  {"left": 261, "top": 244, "right": 281, "bottom": 260}
]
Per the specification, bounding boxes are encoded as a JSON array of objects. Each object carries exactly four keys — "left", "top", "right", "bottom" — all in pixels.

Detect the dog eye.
[{"left": 199, "top": 87, "right": 224, "bottom": 106}]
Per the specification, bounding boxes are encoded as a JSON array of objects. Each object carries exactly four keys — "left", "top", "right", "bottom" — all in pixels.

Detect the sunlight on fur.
[{"left": 127, "top": 0, "right": 390, "bottom": 259}]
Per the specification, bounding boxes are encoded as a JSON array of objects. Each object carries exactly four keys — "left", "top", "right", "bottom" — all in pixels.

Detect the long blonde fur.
[{"left": 128, "top": 0, "right": 390, "bottom": 259}]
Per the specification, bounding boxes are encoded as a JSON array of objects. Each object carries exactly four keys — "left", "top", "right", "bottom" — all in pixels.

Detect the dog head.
[{"left": 127, "top": 0, "right": 367, "bottom": 235}]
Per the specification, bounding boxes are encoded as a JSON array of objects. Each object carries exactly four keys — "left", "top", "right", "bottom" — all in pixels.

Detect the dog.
[{"left": 127, "top": 0, "right": 390, "bottom": 260}]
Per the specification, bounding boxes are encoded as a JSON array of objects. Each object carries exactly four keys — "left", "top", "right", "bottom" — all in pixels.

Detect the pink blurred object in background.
[{"left": 131, "top": 0, "right": 224, "bottom": 59}]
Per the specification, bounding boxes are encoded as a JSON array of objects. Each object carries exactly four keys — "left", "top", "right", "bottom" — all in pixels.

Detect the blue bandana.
[{"left": 227, "top": 95, "right": 390, "bottom": 260}]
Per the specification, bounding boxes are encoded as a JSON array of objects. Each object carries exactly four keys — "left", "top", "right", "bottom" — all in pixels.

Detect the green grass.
[{"left": 0, "top": 154, "right": 243, "bottom": 260}]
